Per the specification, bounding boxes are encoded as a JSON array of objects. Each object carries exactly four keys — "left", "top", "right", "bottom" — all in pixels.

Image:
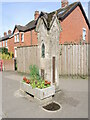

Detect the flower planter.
[{"left": 20, "top": 81, "right": 55, "bottom": 100}]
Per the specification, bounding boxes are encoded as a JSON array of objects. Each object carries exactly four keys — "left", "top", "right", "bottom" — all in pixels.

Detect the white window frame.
[
  {"left": 14, "top": 32, "right": 19, "bottom": 43},
  {"left": 21, "top": 32, "right": 24, "bottom": 42},
  {"left": 82, "top": 28, "right": 86, "bottom": 41},
  {"left": 17, "top": 33, "right": 19, "bottom": 42},
  {"left": 14, "top": 47, "right": 17, "bottom": 58},
  {"left": 14, "top": 34, "right": 17, "bottom": 43}
]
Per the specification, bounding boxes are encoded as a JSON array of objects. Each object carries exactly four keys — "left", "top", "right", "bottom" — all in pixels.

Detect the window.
[
  {"left": 42, "top": 43, "right": 45, "bottom": 58},
  {"left": 14, "top": 47, "right": 17, "bottom": 58},
  {"left": 83, "top": 28, "right": 86, "bottom": 41},
  {"left": 17, "top": 33, "right": 19, "bottom": 42},
  {"left": 6, "top": 40, "right": 7, "bottom": 47},
  {"left": 15, "top": 35, "right": 16, "bottom": 42},
  {"left": 14, "top": 33, "right": 19, "bottom": 43},
  {"left": 21, "top": 33, "right": 24, "bottom": 42}
]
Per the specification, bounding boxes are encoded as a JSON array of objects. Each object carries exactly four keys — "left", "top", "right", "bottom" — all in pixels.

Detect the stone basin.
[{"left": 20, "top": 81, "right": 55, "bottom": 100}]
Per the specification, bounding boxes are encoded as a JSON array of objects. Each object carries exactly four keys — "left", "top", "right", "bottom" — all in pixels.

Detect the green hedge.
[
  {"left": 0, "top": 47, "right": 14, "bottom": 59},
  {"left": 0, "top": 47, "right": 8, "bottom": 54}
]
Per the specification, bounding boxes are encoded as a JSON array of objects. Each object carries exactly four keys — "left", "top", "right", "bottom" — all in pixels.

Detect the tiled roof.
[
  {"left": 15, "top": 20, "right": 36, "bottom": 32},
  {"left": 15, "top": 2, "right": 80, "bottom": 32},
  {"left": 41, "top": 2, "right": 90, "bottom": 29},
  {"left": 0, "top": 33, "right": 13, "bottom": 41}
]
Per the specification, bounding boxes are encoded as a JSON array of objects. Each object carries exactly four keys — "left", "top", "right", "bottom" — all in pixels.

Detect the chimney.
[
  {"left": 8, "top": 30, "right": 11, "bottom": 35},
  {"left": 34, "top": 11, "right": 39, "bottom": 20},
  {"left": 61, "top": 0, "right": 69, "bottom": 8},
  {"left": 4, "top": 32, "right": 7, "bottom": 36}
]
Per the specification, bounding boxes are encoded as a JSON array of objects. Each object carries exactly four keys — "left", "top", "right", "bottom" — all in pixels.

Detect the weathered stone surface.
[
  {"left": 20, "top": 81, "right": 55, "bottom": 100},
  {"left": 36, "top": 14, "right": 61, "bottom": 88},
  {"left": 17, "top": 14, "right": 62, "bottom": 90}
]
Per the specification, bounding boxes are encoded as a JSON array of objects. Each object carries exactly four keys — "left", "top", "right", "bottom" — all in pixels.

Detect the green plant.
[
  {"left": 23, "top": 76, "right": 51, "bottom": 89},
  {"left": 31, "top": 82, "right": 36, "bottom": 88},
  {"left": 23, "top": 65, "right": 51, "bottom": 89},
  {"left": 29, "top": 65, "right": 40, "bottom": 80},
  {"left": 2, "top": 53, "right": 11, "bottom": 60},
  {"left": 0, "top": 47, "right": 8, "bottom": 54},
  {"left": 0, "top": 48, "right": 14, "bottom": 60},
  {"left": 9, "top": 52, "right": 14, "bottom": 58}
]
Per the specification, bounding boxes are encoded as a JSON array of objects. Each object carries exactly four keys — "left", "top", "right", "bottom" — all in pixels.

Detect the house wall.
[
  {"left": 0, "top": 5, "right": 89, "bottom": 58},
  {"left": 13, "top": 28, "right": 38, "bottom": 47},
  {"left": 8, "top": 37, "right": 14, "bottom": 53},
  {"left": 0, "top": 28, "right": 38, "bottom": 57},
  {"left": 0, "top": 40, "right": 9, "bottom": 49},
  {"left": 32, "top": 29, "right": 38, "bottom": 45},
  {"left": 24, "top": 31, "right": 31, "bottom": 46},
  {"left": 13, "top": 28, "right": 37, "bottom": 57},
  {"left": 59, "top": 6, "right": 89, "bottom": 44},
  {"left": 23, "top": 30, "right": 38, "bottom": 46},
  {"left": 14, "top": 28, "right": 30, "bottom": 47}
]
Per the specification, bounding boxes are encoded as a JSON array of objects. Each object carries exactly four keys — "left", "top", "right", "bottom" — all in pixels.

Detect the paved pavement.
[{"left": 2, "top": 71, "right": 88, "bottom": 118}]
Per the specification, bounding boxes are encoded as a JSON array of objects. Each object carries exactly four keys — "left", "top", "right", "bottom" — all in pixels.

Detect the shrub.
[
  {"left": 0, "top": 48, "right": 14, "bottom": 60},
  {"left": 29, "top": 65, "right": 40, "bottom": 80},
  {"left": 0, "top": 47, "right": 8, "bottom": 54},
  {"left": 22, "top": 65, "right": 51, "bottom": 89},
  {"left": 23, "top": 76, "right": 51, "bottom": 89}
]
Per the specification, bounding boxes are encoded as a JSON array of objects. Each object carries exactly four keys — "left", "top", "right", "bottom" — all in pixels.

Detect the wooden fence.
[
  {"left": 59, "top": 44, "right": 88, "bottom": 76},
  {"left": 17, "top": 44, "right": 89, "bottom": 76},
  {"left": 17, "top": 46, "right": 40, "bottom": 73},
  {"left": 3, "top": 59, "right": 15, "bottom": 71}
]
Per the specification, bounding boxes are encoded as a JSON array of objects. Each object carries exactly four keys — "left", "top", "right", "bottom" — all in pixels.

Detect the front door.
[{"left": 52, "top": 57, "right": 55, "bottom": 83}]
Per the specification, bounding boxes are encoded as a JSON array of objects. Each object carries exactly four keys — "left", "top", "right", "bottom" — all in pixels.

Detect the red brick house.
[{"left": 0, "top": 0, "right": 89, "bottom": 58}]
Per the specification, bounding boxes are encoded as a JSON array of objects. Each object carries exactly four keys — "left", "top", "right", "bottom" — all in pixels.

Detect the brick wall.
[
  {"left": 2, "top": 27, "right": 38, "bottom": 57},
  {"left": 32, "top": 29, "right": 38, "bottom": 45},
  {"left": 8, "top": 37, "right": 14, "bottom": 53},
  {"left": 0, "top": 5, "right": 89, "bottom": 57},
  {"left": 3, "top": 59, "right": 15, "bottom": 71},
  {"left": 13, "top": 28, "right": 38, "bottom": 47},
  {"left": 59, "top": 6, "right": 89, "bottom": 44}
]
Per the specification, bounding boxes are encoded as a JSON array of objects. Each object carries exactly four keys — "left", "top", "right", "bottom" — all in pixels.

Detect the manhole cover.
[{"left": 42, "top": 102, "right": 61, "bottom": 111}]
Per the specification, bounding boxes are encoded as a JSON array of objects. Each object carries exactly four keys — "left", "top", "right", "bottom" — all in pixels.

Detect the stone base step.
[
  {"left": 34, "top": 96, "right": 53, "bottom": 105},
  {"left": 55, "top": 86, "right": 61, "bottom": 93}
]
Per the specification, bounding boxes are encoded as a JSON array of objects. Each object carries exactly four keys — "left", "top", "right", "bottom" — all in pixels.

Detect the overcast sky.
[{"left": 0, "top": 0, "right": 89, "bottom": 37}]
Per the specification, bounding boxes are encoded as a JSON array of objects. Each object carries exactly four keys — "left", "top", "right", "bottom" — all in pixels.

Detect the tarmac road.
[{"left": 2, "top": 71, "right": 88, "bottom": 118}]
